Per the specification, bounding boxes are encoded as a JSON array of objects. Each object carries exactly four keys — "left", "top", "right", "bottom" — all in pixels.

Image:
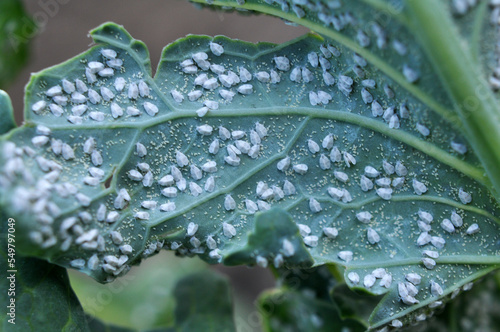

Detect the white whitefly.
[
  {"left": 188, "top": 90, "right": 203, "bottom": 102},
  {"left": 219, "top": 89, "right": 235, "bottom": 101},
  {"left": 302, "top": 67, "right": 313, "bottom": 83},
  {"left": 330, "top": 146, "right": 342, "bottom": 162},
  {"left": 283, "top": 180, "right": 296, "bottom": 196},
  {"left": 187, "top": 222, "right": 199, "bottom": 237},
  {"left": 245, "top": 199, "right": 258, "bottom": 214},
  {"left": 197, "top": 124, "right": 213, "bottom": 135},
  {"left": 422, "top": 258, "right": 436, "bottom": 270},
  {"left": 413, "top": 179, "right": 428, "bottom": 195},
  {"left": 290, "top": 67, "right": 302, "bottom": 82},
  {"left": 204, "top": 176, "right": 215, "bottom": 192},
  {"left": 31, "top": 100, "right": 47, "bottom": 113},
  {"left": 441, "top": 219, "right": 455, "bottom": 233},
  {"left": 360, "top": 175, "right": 374, "bottom": 192},
  {"left": 308, "top": 139, "right": 320, "bottom": 154},
  {"left": 282, "top": 239, "right": 295, "bottom": 257},
  {"left": 161, "top": 187, "right": 178, "bottom": 198},
  {"left": 367, "top": 228, "right": 380, "bottom": 244},
  {"left": 106, "top": 211, "right": 120, "bottom": 223},
  {"left": 126, "top": 106, "right": 141, "bottom": 116},
  {"left": 417, "top": 220, "right": 431, "bottom": 232},
  {"left": 423, "top": 250, "right": 439, "bottom": 259},
  {"left": 416, "top": 123, "right": 430, "bottom": 137},
  {"left": 327, "top": 187, "right": 343, "bottom": 200},
  {"left": 49, "top": 104, "right": 64, "bottom": 117},
  {"left": 348, "top": 272, "right": 359, "bottom": 284},
  {"left": 171, "top": 90, "right": 184, "bottom": 103},
  {"left": 304, "top": 235, "right": 319, "bottom": 247},
  {"left": 138, "top": 81, "right": 150, "bottom": 97},
  {"left": 224, "top": 195, "right": 236, "bottom": 211},
  {"left": 61, "top": 143, "right": 75, "bottom": 160},
  {"left": 364, "top": 274, "right": 376, "bottom": 288},
  {"left": 417, "top": 232, "right": 431, "bottom": 246},
  {"left": 274, "top": 56, "right": 290, "bottom": 71},
  {"left": 406, "top": 273, "right": 421, "bottom": 285},
  {"left": 451, "top": 141, "right": 467, "bottom": 154},
  {"left": 364, "top": 166, "right": 380, "bottom": 178},
  {"left": 334, "top": 171, "right": 348, "bottom": 183},
  {"left": 395, "top": 161, "right": 407, "bottom": 176},
  {"left": 450, "top": 211, "right": 463, "bottom": 227},
  {"left": 338, "top": 250, "right": 353, "bottom": 262},
  {"left": 89, "top": 111, "right": 105, "bottom": 122},
  {"left": 430, "top": 280, "right": 443, "bottom": 296},
  {"left": 239, "top": 66, "right": 252, "bottom": 82},
  {"left": 380, "top": 274, "right": 392, "bottom": 288},
  {"left": 175, "top": 151, "right": 189, "bottom": 167},
  {"left": 371, "top": 100, "right": 383, "bottom": 117},
  {"left": 189, "top": 182, "right": 203, "bottom": 196},
  {"left": 255, "top": 71, "right": 270, "bottom": 83},
  {"left": 136, "top": 143, "right": 147, "bottom": 157},
  {"left": 319, "top": 154, "right": 331, "bottom": 170},
  {"left": 141, "top": 200, "right": 157, "bottom": 210},
  {"left": 293, "top": 164, "right": 308, "bottom": 175},
  {"left": 309, "top": 198, "right": 322, "bottom": 213},
  {"left": 308, "top": 52, "right": 319, "bottom": 67},
  {"left": 431, "top": 236, "right": 446, "bottom": 249},
  {"left": 418, "top": 210, "right": 433, "bottom": 224},
  {"left": 237, "top": 84, "right": 253, "bottom": 95},
  {"left": 458, "top": 188, "right": 472, "bottom": 204},
  {"left": 356, "top": 211, "right": 372, "bottom": 223},
  {"left": 255, "top": 122, "right": 267, "bottom": 138},
  {"left": 382, "top": 160, "right": 396, "bottom": 175},
  {"left": 159, "top": 202, "right": 176, "bottom": 212},
  {"left": 323, "top": 227, "right": 338, "bottom": 239},
  {"left": 322, "top": 134, "right": 334, "bottom": 149},
  {"left": 277, "top": 156, "right": 291, "bottom": 172},
  {"left": 466, "top": 223, "right": 480, "bottom": 235},
  {"left": 201, "top": 160, "right": 217, "bottom": 173},
  {"left": 323, "top": 71, "right": 335, "bottom": 86},
  {"left": 128, "top": 170, "right": 143, "bottom": 181},
  {"left": 209, "top": 41, "right": 224, "bottom": 56},
  {"left": 223, "top": 222, "right": 237, "bottom": 238}
]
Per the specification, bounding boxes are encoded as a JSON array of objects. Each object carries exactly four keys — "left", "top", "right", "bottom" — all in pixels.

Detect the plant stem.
[{"left": 404, "top": 0, "right": 500, "bottom": 203}]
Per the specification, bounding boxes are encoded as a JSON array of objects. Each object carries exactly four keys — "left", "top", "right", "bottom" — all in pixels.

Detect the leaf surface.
[{"left": 0, "top": 22, "right": 499, "bottom": 329}]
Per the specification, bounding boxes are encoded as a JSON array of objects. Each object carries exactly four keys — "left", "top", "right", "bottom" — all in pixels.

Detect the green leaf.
[
  {"left": 224, "top": 208, "right": 313, "bottom": 268},
  {"left": 259, "top": 267, "right": 365, "bottom": 331},
  {"left": 403, "top": 271, "right": 500, "bottom": 332},
  {"left": 78, "top": 267, "right": 236, "bottom": 332},
  {"left": 0, "top": 21, "right": 499, "bottom": 329},
  {"left": 69, "top": 251, "right": 207, "bottom": 330},
  {"left": 0, "top": 215, "right": 89, "bottom": 331},
  {"left": 169, "top": 271, "right": 236, "bottom": 332},
  {"left": 0, "top": 0, "right": 36, "bottom": 88},
  {"left": 0, "top": 90, "right": 17, "bottom": 134},
  {"left": 0, "top": 96, "right": 87, "bottom": 331}
]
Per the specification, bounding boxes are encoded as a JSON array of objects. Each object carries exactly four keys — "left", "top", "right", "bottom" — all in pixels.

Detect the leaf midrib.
[{"left": 22, "top": 104, "right": 487, "bottom": 187}]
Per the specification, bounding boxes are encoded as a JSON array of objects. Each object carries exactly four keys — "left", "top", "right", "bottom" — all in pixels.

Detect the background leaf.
[
  {"left": 0, "top": 19, "right": 499, "bottom": 330},
  {"left": 0, "top": 90, "right": 17, "bottom": 135},
  {"left": 69, "top": 251, "right": 207, "bottom": 330},
  {"left": 0, "top": 0, "right": 36, "bottom": 89},
  {"left": 258, "top": 266, "right": 365, "bottom": 331},
  {"left": 0, "top": 213, "right": 89, "bottom": 332}
]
